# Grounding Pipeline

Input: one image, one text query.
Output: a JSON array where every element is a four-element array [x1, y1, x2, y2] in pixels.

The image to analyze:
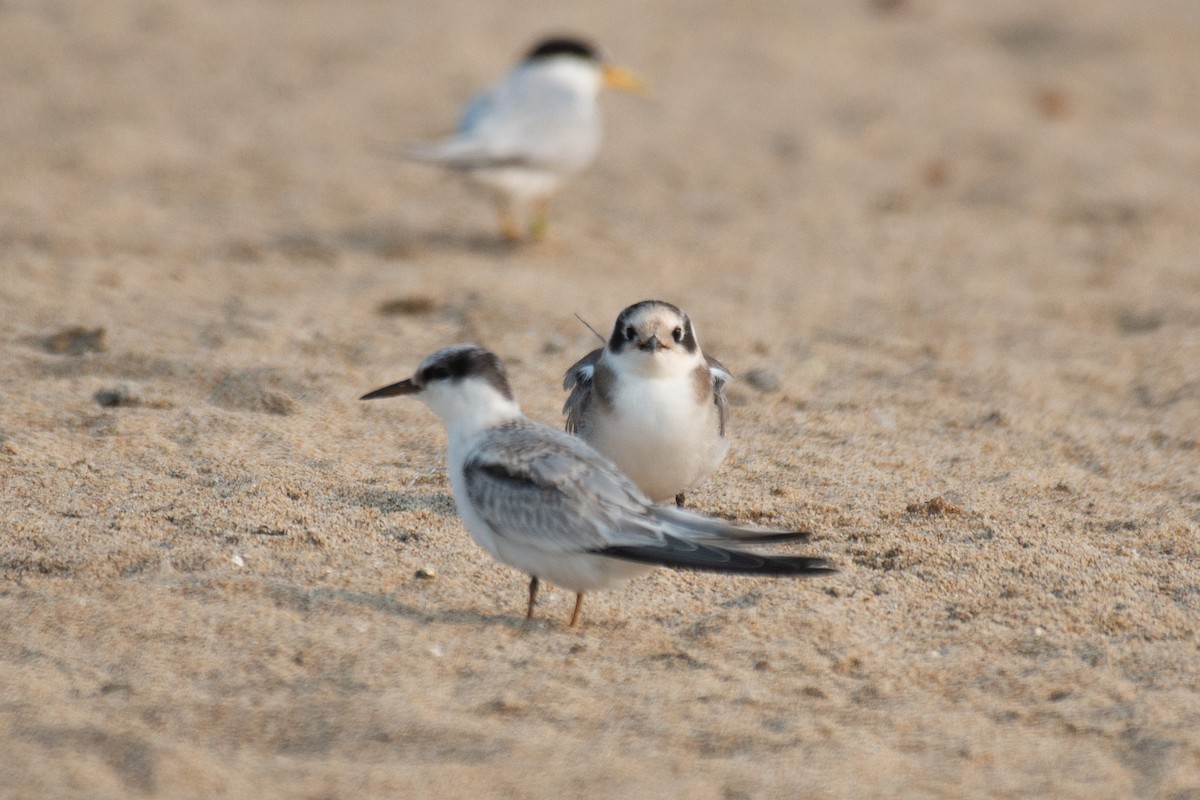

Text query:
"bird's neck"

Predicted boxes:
[[522, 56, 602, 97], [437, 390, 522, 453], [608, 350, 702, 381]]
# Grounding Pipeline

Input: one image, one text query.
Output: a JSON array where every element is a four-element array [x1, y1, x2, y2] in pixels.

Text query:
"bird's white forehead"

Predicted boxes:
[[625, 306, 684, 329]]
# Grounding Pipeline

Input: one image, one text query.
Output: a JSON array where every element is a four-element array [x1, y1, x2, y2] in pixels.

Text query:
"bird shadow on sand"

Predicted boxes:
[[219, 222, 524, 268], [335, 220, 524, 260], [263, 582, 558, 633], [352, 490, 457, 517]]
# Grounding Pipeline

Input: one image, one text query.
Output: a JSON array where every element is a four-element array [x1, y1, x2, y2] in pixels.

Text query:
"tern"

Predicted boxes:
[[564, 300, 731, 507], [403, 36, 644, 243]]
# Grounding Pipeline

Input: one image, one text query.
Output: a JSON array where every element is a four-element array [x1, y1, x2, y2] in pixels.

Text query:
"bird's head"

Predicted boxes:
[[521, 36, 647, 95], [361, 344, 519, 429], [606, 300, 702, 377]]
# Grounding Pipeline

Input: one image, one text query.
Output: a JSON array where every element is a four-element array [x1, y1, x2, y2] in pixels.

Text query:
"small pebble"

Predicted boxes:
[[43, 326, 107, 355], [1034, 87, 1071, 119], [905, 497, 963, 516], [95, 383, 140, 408], [487, 694, 525, 714], [743, 368, 780, 392], [378, 296, 438, 316]]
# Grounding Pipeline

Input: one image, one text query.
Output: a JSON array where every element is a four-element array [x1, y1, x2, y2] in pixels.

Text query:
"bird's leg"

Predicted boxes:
[[528, 197, 550, 241], [497, 200, 522, 244], [675, 492, 686, 508], [568, 592, 585, 627], [526, 576, 540, 619]]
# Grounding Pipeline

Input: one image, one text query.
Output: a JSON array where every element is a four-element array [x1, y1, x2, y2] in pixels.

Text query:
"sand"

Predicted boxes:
[[2, 1, 1199, 797]]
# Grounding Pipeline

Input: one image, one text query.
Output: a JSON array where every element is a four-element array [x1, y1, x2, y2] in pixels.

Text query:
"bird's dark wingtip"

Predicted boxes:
[[597, 539, 836, 577], [739, 529, 815, 543]]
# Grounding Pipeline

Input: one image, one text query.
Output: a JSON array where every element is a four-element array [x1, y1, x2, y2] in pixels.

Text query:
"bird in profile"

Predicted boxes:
[[402, 36, 645, 243], [361, 344, 834, 628], [564, 300, 731, 507]]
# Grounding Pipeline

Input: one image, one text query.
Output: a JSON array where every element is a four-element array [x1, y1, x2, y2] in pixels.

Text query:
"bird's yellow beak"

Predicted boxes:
[[601, 64, 648, 94]]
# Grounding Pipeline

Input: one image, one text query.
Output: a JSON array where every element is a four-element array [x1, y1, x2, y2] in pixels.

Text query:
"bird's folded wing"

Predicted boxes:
[[646, 504, 812, 544], [401, 90, 534, 169], [462, 426, 650, 553], [706, 354, 733, 386], [457, 90, 496, 136], [462, 424, 817, 557], [398, 90, 543, 168], [403, 139, 535, 170], [706, 354, 733, 437], [561, 348, 602, 433]]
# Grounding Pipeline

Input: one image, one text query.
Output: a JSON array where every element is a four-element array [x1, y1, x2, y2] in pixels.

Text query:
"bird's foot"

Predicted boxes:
[[568, 592, 585, 628], [525, 576, 540, 620], [528, 198, 551, 242]]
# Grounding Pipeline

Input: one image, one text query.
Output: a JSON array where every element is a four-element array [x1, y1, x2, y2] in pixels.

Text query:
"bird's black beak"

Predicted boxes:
[[638, 335, 663, 353], [360, 377, 419, 400]]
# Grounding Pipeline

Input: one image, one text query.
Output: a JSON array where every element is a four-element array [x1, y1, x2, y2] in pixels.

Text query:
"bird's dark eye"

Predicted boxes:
[[624, 325, 637, 341], [672, 326, 684, 343], [424, 366, 450, 382]]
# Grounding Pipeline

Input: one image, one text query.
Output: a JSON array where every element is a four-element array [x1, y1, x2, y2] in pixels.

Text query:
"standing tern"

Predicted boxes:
[[403, 36, 645, 243], [564, 300, 731, 507]]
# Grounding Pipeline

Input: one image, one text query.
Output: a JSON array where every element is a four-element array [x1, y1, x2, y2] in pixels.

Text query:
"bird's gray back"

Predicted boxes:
[[458, 68, 600, 170], [461, 418, 653, 554]]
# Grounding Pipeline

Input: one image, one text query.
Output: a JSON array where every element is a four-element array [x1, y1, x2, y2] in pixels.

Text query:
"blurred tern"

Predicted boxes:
[[564, 300, 731, 507], [361, 344, 834, 627], [403, 36, 645, 243]]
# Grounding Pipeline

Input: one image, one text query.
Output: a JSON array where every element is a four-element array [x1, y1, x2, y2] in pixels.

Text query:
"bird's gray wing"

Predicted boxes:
[[445, 67, 598, 170], [463, 422, 820, 564], [402, 138, 536, 170], [403, 61, 598, 172], [400, 83, 547, 169], [561, 348, 603, 433], [645, 504, 811, 544], [598, 474, 832, 576], [479, 74, 593, 166], [457, 89, 496, 136], [706, 354, 733, 437], [397, 89, 525, 168], [462, 422, 654, 554]]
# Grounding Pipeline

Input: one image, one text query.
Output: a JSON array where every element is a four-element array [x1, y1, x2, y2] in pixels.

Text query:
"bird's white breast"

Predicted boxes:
[[586, 368, 728, 502], [446, 430, 502, 561]]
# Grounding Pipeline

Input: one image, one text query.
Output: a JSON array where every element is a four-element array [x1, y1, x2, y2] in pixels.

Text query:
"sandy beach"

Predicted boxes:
[[2, 1, 1199, 797]]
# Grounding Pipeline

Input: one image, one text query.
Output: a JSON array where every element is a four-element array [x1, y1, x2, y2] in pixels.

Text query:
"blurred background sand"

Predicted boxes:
[[2, 1, 1199, 797]]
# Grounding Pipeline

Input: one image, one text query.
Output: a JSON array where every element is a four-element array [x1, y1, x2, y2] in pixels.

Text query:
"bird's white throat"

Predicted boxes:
[[517, 55, 604, 98], [611, 348, 702, 380], [421, 377, 522, 443]]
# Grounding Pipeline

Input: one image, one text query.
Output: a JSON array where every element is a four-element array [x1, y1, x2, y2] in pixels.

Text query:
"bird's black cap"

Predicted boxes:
[[524, 36, 601, 63]]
